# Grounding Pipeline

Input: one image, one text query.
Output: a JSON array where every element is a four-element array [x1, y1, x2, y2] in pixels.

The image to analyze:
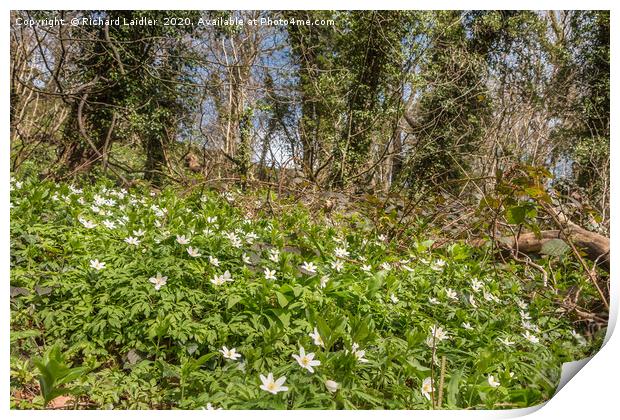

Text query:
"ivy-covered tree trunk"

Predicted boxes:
[[144, 135, 166, 186], [287, 11, 335, 180], [401, 11, 493, 190]]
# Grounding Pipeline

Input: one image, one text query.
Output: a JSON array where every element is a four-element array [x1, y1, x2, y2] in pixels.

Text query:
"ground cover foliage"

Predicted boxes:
[[10, 177, 602, 409]]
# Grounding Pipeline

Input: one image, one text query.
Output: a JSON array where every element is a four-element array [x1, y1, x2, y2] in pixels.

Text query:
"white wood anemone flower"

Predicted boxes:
[[426, 325, 449, 347], [471, 278, 484, 292], [349, 342, 369, 363], [446, 288, 458, 301], [516, 298, 528, 310], [259, 373, 288, 395], [268, 249, 280, 263], [79, 218, 97, 229], [431, 259, 446, 271], [309, 328, 325, 347], [421, 377, 434, 400], [325, 380, 339, 393], [187, 246, 201, 258], [331, 260, 344, 272], [488, 375, 501, 388], [292, 346, 321, 373], [334, 247, 349, 259], [522, 330, 540, 344], [224, 232, 242, 248], [149, 273, 168, 290], [89, 259, 106, 271], [484, 290, 499, 303], [431, 325, 448, 340], [210, 270, 233, 286], [245, 232, 258, 244], [498, 337, 515, 346], [124, 236, 140, 246], [300, 261, 317, 275], [264, 268, 277, 281], [220, 346, 241, 360]]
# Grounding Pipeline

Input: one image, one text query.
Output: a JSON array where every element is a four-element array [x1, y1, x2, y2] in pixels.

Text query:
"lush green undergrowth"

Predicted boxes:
[[10, 177, 602, 409]]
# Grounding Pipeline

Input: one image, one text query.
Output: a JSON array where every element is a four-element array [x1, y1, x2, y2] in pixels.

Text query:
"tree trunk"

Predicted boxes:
[[390, 126, 403, 185]]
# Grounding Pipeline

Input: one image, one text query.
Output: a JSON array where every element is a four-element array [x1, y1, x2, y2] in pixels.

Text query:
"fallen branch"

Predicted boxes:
[[488, 227, 609, 272], [472, 222, 609, 310]]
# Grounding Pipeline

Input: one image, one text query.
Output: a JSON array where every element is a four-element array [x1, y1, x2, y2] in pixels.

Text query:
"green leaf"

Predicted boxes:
[[352, 317, 370, 343], [406, 358, 430, 374], [159, 360, 180, 378], [331, 315, 348, 337], [316, 318, 331, 347], [540, 239, 570, 256], [292, 284, 304, 297], [192, 352, 218, 369], [447, 368, 464, 407], [56, 366, 89, 386], [303, 229, 325, 259], [275, 291, 289, 308], [274, 310, 290, 328], [352, 389, 384, 406], [11, 330, 40, 342], [227, 295, 242, 309], [505, 206, 526, 224], [366, 272, 385, 297], [33, 344, 90, 405]]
